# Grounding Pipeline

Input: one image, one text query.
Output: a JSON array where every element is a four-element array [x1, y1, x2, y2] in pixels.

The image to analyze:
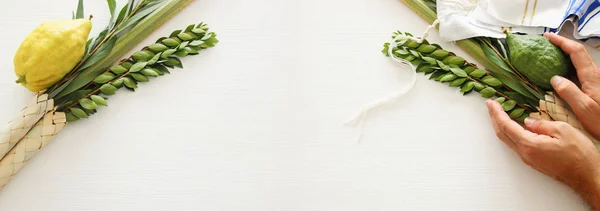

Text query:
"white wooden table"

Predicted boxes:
[[0, 0, 597, 210]]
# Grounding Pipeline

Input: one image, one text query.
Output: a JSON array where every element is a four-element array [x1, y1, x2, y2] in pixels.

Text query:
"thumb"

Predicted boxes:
[[551, 76, 596, 113], [524, 117, 565, 137]]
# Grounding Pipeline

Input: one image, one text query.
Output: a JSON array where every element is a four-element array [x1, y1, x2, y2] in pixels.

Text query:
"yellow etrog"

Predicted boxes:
[[14, 19, 92, 92]]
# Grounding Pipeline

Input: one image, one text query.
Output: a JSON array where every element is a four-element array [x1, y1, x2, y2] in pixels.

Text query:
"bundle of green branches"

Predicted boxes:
[[391, 0, 599, 147], [0, 0, 218, 189]]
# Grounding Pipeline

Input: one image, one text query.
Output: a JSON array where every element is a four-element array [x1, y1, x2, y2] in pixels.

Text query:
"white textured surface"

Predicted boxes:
[[0, 0, 598, 210]]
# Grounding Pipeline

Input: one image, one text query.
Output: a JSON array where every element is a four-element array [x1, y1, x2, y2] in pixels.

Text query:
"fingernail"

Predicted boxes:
[[551, 76, 563, 87], [485, 99, 493, 107], [524, 117, 536, 125]]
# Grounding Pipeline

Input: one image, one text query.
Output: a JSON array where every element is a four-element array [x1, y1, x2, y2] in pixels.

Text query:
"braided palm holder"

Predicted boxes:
[[529, 93, 600, 150], [0, 94, 54, 160], [0, 110, 66, 188]]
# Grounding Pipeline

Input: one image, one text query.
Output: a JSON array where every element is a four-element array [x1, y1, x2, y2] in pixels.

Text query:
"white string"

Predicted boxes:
[[344, 0, 477, 142], [344, 38, 417, 143]]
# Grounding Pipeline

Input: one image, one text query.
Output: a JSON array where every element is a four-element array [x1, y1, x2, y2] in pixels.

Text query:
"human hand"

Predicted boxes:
[[486, 100, 600, 209], [544, 33, 600, 140]]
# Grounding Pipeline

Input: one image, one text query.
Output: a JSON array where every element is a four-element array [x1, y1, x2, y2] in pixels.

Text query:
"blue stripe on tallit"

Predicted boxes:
[[573, 0, 591, 17], [578, 0, 600, 31], [578, 0, 599, 25], [564, 0, 576, 18]]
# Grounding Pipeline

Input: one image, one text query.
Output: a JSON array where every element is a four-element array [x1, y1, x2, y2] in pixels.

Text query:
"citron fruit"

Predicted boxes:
[[506, 33, 573, 90], [14, 19, 92, 92]]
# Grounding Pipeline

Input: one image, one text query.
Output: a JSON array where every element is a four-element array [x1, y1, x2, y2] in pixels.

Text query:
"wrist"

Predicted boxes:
[[571, 168, 600, 210]]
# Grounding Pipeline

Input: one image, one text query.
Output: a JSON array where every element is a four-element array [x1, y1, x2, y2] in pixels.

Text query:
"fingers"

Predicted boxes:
[[551, 76, 598, 114], [524, 117, 563, 138], [486, 100, 534, 150], [544, 33, 598, 81], [488, 103, 519, 151]]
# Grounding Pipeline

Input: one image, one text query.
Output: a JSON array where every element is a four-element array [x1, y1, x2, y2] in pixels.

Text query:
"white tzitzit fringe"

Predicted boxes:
[[344, 37, 417, 143], [345, 0, 477, 142]]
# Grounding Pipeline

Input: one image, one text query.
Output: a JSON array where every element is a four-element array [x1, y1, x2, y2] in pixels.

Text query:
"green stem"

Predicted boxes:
[[48, 1, 147, 94], [53, 0, 193, 100]]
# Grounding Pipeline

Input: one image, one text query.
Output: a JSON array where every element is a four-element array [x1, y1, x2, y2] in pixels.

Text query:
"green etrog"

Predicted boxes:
[[506, 33, 573, 90]]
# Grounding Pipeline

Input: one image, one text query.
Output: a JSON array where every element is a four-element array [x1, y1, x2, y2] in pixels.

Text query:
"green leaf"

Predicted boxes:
[[522, 81, 546, 100], [191, 27, 206, 34], [79, 37, 117, 71], [133, 51, 153, 61], [502, 100, 517, 111], [70, 107, 88, 118], [460, 81, 475, 93], [111, 3, 129, 30], [449, 78, 467, 87], [131, 73, 149, 82], [161, 49, 177, 58], [185, 47, 198, 55], [516, 112, 529, 123], [494, 97, 506, 104], [437, 60, 449, 71], [201, 32, 212, 41], [473, 82, 486, 91], [169, 30, 182, 37], [110, 65, 129, 74], [449, 67, 467, 77], [482, 76, 503, 87], [94, 72, 116, 84], [122, 61, 134, 69], [442, 56, 465, 66], [84, 38, 93, 55], [430, 49, 449, 59], [409, 50, 420, 58], [114, 2, 165, 36], [429, 71, 445, 80], [416, 44, 436, 53], [147, 53, 161, 65], [129, 62, 148, 72], [112, 78, 124, 87], [100, 84, 118, 95], [107, 0, 117, 17], [416, 63, 430, 73], [48, 77, 76, 99], [469, 69, 486, 78], [504, 92, 536, 108], [184, 24, 195, 32], [79, 98, 99, 110], [422, 56, 437, 65], [91, 95, 108, 106], [164, 57, 182, 68], [178, 41, 190, 50], [66, 112, 80, 122], [189, 40, 204, 47], [151, 67, 165, 75], [175, 49, 189, 57], [509, 108, 526, 119], [480, 87, 496, 98], [440, 74, 458, 82], [75, 0, 84, 19], [464, 66, 475, 74], [141, 68, 159, 77], [149, 43, 169, 52], [153, 64, 170, 74], [479, 39, 514, 74], [123, 77, 138, 88], [162, 38, 181, 47]]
